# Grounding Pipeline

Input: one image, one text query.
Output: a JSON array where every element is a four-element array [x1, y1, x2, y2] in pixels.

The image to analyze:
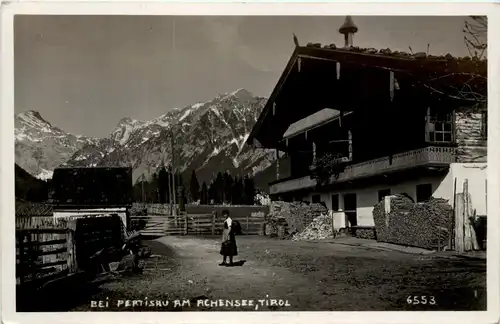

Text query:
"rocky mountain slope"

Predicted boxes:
[[15, 89, 277, 189], [15, 110, 99, 180]]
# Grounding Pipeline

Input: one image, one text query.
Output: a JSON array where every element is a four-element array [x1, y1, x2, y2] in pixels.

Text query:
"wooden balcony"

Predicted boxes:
[[269, 146, 456, 195]]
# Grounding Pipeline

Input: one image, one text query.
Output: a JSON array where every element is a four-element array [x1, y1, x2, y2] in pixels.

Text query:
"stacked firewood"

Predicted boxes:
[[373, 194, 453, 250], [291, 214, 333, 241], [353, 228, 377, 240], [266, 201, 328, 238]]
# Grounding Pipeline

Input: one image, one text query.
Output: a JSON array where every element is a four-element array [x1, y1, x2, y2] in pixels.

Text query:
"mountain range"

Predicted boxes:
[[15, 89, 278, 190]]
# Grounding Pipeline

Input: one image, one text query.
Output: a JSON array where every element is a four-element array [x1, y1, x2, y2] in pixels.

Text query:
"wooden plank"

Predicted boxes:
[[37, 247, 67, 256], [36, 260, 67, 269], [463, 180, 473, 252], [18, 233, 25, 285], [66, 230, 76, 273], [450, 177, 457, 250], [211, 212, 216, 235], [455, 192, 465, 253], [34, 269, 70, 286], [17, 228, 69, 234]]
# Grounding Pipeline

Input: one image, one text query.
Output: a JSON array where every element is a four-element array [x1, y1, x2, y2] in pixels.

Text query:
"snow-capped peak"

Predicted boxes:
[[16, 110, 53, 129], [16, 88, 276, 188], [117, 116, 141, 127], [192, 102, 205, 109], [219, 88, 254, 101], [37, 168, 54, 181], [112, 117, 145, 145]]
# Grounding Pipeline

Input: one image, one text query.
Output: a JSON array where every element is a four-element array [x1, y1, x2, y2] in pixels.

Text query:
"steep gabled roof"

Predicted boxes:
[[247, 44, 487, 148]]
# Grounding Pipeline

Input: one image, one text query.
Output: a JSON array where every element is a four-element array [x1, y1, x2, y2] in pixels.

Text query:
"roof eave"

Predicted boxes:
[[247, 46, 302, 147]]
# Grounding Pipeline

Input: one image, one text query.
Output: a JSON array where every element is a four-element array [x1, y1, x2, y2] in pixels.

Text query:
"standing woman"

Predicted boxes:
[[219, 209, 237, 266]]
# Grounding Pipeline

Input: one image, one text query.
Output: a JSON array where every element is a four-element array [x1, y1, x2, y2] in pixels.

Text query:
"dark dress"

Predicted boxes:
[[220, 219, 238, 256]]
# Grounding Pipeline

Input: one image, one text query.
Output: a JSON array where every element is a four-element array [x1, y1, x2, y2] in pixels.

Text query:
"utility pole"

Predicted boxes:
[[167, 163, 173, 214], [171, 129, 177, 216], [141, 173, 145, 203], [170, 17, 178, 216]]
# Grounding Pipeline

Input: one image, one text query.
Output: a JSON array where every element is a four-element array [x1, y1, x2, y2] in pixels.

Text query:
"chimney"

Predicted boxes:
[[339, 16, 358, 48]]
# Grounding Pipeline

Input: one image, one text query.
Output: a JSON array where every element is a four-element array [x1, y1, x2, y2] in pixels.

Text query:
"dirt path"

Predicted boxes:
[[147, 236, 316, 311], [70, 235, 486, 312]]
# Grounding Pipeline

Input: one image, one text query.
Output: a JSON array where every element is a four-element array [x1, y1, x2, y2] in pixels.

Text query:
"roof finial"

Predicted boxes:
[[339, 16, 358, 48]]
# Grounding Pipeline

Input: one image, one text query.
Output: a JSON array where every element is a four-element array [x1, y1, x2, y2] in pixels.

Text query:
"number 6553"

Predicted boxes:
[[407, 296, 436, 305]]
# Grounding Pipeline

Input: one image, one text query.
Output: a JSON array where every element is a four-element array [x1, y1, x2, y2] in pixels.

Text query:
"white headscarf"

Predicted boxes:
[[225, 216, 232, 228]]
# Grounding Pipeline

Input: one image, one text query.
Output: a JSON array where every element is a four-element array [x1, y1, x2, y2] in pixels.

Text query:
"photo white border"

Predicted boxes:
[[1, 2, 499, 324]]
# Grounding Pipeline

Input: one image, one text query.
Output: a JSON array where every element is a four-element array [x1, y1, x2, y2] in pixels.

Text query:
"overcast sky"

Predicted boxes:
[[15, 15, 472, 138]]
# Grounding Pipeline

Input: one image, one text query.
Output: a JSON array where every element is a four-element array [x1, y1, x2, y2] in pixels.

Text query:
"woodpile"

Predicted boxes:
[[353, 227, 376, 240], [373, 194, 453, 250], [277, 225, 287, 239], [292, 214, 333, 241], [267, 201, 328, 237]]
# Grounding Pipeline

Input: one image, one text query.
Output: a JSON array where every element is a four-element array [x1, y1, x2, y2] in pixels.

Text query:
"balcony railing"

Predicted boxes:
[[269, 146, 456, 195]]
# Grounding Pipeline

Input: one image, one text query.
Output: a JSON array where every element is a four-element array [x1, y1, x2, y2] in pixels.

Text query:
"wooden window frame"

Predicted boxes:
[[425, 107, 455, 144]]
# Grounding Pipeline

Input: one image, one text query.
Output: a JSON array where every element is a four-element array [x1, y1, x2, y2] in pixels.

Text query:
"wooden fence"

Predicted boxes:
[[16, 228, 76, 286], [131, 214, 186, 236], [188, 212, 265, 235], [16, 216, 69, 229], [130, 210, 266, 236], [16, 214, 124, 287]]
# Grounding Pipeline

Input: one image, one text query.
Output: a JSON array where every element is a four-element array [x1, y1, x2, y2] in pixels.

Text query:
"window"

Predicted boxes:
[[331, 194, 340, 211], [378, 189, 391, 202], [425, 107, 454, 143], [312, 194, 321, 204], [416, 184, 433, 202]]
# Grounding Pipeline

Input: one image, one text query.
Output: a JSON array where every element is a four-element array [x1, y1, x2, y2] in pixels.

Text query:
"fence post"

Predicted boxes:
[[18, 233, 24, 285], [450, 177, 457, 250], [463, 179, 472, 251], [455, 193, 465, 253], [246, 214, 249, 233], [66, 229, 77, 273], [27, 232, 37, 281], [211, 212, 216, 235], [67, 219, 78, 271], [330, 210, 336, 238], [184, 213, 188, 235]]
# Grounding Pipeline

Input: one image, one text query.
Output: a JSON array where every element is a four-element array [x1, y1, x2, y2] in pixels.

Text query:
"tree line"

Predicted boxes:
[[133, 168, 257, 205], [15, 164, 49, 202]]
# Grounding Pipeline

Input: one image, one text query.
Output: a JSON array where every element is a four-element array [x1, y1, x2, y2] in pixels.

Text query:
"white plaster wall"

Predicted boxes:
[[53, 208, 128, 229], [304, 174, 450, 226], [450, 163, 487, 216]]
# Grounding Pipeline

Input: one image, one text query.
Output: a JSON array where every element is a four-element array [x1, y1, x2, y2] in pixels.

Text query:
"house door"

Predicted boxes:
[[343, 193, 357, 227]]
